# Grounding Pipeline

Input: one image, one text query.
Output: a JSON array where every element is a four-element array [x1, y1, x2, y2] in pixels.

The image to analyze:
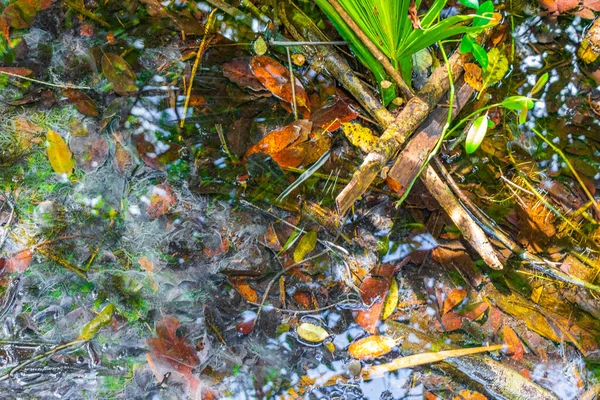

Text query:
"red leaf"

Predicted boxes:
[[0, 249, 33, 273], [354, 275, 390, 334], [440, 311, 463, 332], [147, 316, 199, 379], [236, 310, 256, 335], [250, 55, 310, 118]]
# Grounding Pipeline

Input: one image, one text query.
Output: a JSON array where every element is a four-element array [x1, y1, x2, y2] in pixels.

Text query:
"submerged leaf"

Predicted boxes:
[[102, 53, 137, 96], [452, 390, 488, 400], [296, 322, 330, 343], [464, 63, 484, 91], [293, 230, 317, 263], [47, 129, 75, 176], [64, 89, 99, 117], [78, 303, 115, 340], [348, 335, 396, 359]]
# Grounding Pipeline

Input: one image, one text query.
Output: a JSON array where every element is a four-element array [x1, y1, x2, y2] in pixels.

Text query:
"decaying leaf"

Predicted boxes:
[[311, 93, 358, 132], [229, 277, 259, 303], [579, 17, 600, 63], [0, 0, 51, 40], [355, 276, 390, 334], [64, 89, 99, 117], [381, 277, 399, 320], [102, 53, 138, 96], [503, 325, 524, 360], [348, 335, 397, 360], [47, 129, 75, 176], [341, 122, 378, 153], [70, 134, 109, 173], [250, 55, 310, 117], [296, 322, 330, 343], [442, 288, 467, 315], [146, 183, 177, 218], [293, 230, 317, 263], [78, 303, 115, 341], [0, 66, 33, 77], [464, 63, 484, 91], [440, 311, 464, 332]]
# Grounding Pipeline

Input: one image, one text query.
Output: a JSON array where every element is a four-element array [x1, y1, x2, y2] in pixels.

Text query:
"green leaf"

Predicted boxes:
[[472, 43, 488, 69], [460, 35, 474, 53], [529, 72, 549, 96], [293, 230, 317, 262], [459, 0, 479, 9], [474, 0, 494, 27], [78, 304, 115, 341], [481, 47, 508, 88], [465, 114, 489, 154], [519, 103, 529, 124], [501, 96, 534, 110]]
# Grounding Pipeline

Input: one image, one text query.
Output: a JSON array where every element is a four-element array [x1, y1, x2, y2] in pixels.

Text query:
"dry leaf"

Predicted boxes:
[[296, 322, 330, 343], [440, 311, 463, 332], [557, 0, 579, 12], [70, 134, 109, 173], [408, 0, 422, 29], [47, 129, 75, 176], [0, 249, 33, 273], [341, 122, 378, 153], [348, 335, 396, 360]]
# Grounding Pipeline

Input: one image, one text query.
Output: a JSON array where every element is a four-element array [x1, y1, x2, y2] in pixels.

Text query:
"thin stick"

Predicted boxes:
[[180, 9, 218, 128], [269, 40, 350, 46], [0, 70, 91, 90], [326, 0, 414, 99], [286, 47, 298, 120]]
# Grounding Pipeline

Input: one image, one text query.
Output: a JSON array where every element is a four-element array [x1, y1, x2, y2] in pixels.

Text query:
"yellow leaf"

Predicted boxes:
[[348, 335, 397, 360], [382, 278, 398, 320], [293, 230, 317, 263], [47, 129, 74, 176], [78, 303, 115, 341], [341, 122, 378, 153], [296, 322, 330, 343]]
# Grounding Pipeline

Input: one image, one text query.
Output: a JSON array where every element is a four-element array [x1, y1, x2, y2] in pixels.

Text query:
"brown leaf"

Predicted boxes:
[[355, 275, 390, 334], [0, 0, 50, 40], [461, 301, 489, 321], [229, 277, 259, 303], [250, 55, 310, 118], [113, 137, 136, 176], [102, 53, 137, 96], [147, 183, 177, 218], [0, 249, 33, 273], [0, 66, 33, 76], [64, 89, 99, 117], [147, 316, 199, 380], [222, 57, 268, 93], [408, 0, 421, 29], [577, 7, 596, 18], [503, 325, 524, 360], [310, 93, 358, 132], [557, 0, 580, 12], [70, 134, 109, 173], [464, 63, 484, 91], [442, 288, 467, 315]]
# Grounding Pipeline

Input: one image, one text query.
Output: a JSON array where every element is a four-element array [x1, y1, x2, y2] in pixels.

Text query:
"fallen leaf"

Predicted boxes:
[[381, 277, 399, 320], [113, 137, 136, 176], [464, 63, 484, 91], [64, 89, 99, 117], [70, 134, 109, 173], [585, 0, 600, 10], [134, 133, 184, 171], [78, 303, 115, 341], [355, 275, 390, 334], [146, 183, 177, 218], [296, 322, 330, 343], [229, 277, 259, 303], [452, 390, 488, 400], [461, 302, 489, 321], [47, 129, 75, 176], [348, 335, 396, 359], [236, 310, 256, 335], [310, 93, 358, 132], [102, 53, 137, 96], [0, 0, 50, 40], [503, 325, 524, 360], [293, 231, 317, 263], [250, 55, 310, 117], [222, 57, 269, 92], [341, 122, 378, 153], [442, 289, 467, 315]]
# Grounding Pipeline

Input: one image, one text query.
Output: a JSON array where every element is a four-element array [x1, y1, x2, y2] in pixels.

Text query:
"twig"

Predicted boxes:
[[0, 70, 91, 90], [286, 47, 298, 120], [180, 9, 218, 128], [325, 0, 414, 99], [269, 40, 349, 46]]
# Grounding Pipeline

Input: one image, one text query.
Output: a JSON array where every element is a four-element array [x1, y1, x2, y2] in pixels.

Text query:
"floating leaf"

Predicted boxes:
[[293, 230, 317, 263], [464, 63, 483, 91], [465, 114, 489, 154], [64, 89, 99, 117], [382, 278, 399, 320], [102, 53, 137, 96], [341, 122, 378, 153], [296, 322, 330, 343], [503, 325, 524, 360], [310, 93, 358, 132], [442, 288, 467, 315], [348, 335, 396, 360], [250, 55, 310, 117], [355, 275, 390, 334], [78, 303, 115, 341], [47, 129, 75, 176], [501, 96, 534, 110]]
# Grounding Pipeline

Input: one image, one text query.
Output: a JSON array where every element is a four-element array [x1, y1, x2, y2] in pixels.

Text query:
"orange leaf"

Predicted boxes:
[[0, 67, 33, 77], [452, 390, 488, 400], [250, 55, 310, 117], [440, 311, 463, 332], [0, 249, 33, 273], [464, 63, 484, 91], [503, 325, 524, 360], [557, 0, 579, 12], [354, 275, 390, 334], [442, 288, 467, 315], [229, 277, 259, 303], [146, 183, 177, 218]]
